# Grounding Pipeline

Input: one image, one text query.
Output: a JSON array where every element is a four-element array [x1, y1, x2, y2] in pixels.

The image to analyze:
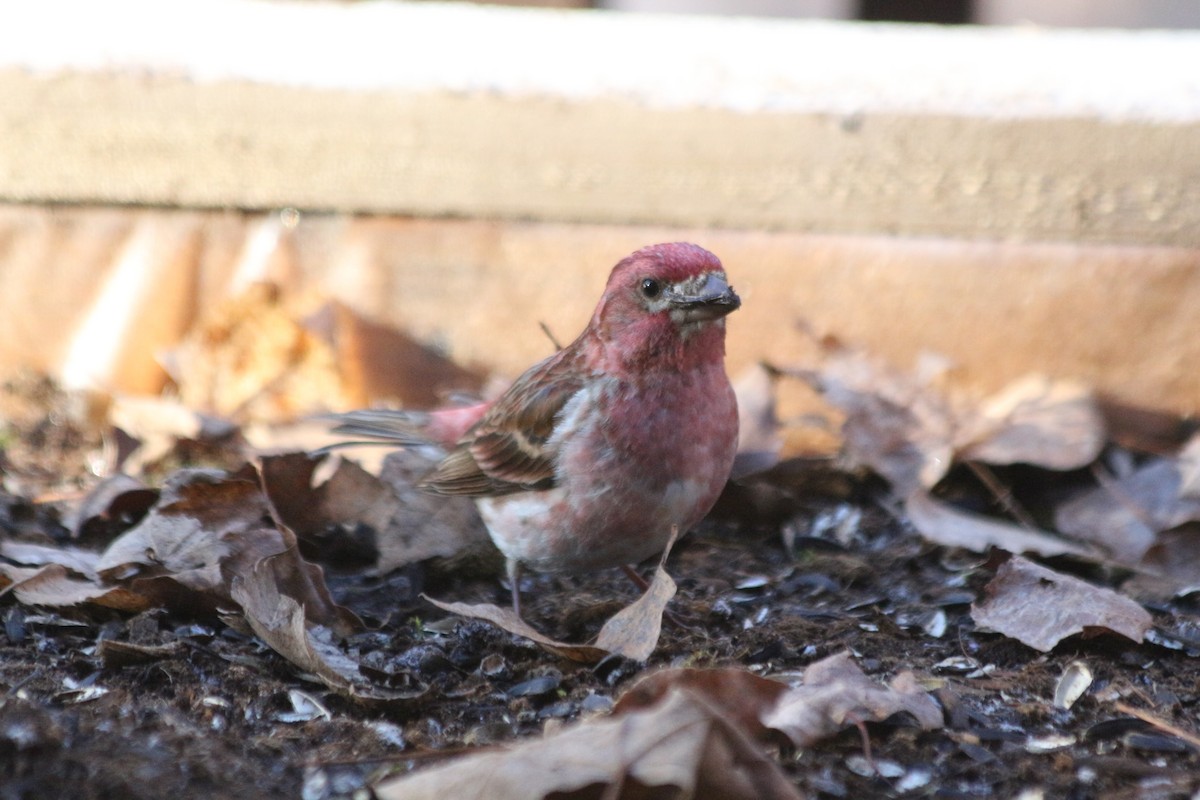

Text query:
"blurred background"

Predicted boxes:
[[0, 0, 1197, 443], [523, 0, 1200, 27]]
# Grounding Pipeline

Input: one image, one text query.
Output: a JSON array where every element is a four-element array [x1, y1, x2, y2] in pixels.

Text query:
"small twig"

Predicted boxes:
[[1114, 701, 1200, 751], [538, 321, 564, 351], [966, 461, 1040, 531]]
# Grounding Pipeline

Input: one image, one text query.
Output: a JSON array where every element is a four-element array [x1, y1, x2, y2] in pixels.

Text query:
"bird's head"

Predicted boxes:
[[590, 243, 740, 369]]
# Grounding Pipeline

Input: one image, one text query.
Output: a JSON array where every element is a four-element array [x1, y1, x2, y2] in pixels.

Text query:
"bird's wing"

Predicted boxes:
[[419, 348, 587, 497]]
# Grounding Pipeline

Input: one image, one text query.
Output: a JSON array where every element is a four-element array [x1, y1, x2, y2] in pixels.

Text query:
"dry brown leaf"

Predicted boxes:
[[166, 282, 346, 423], [971, 556, 1152, 652], [906, 490, 1101, 561], [373, 449, 493, 573], [592, 563, 676, 661], [66, 473, 159, 543], [426, 536, 677, 662], [97, 639, 186, 668], [95, 468, 267, 594], [108, 395, 239, 475], [0, 541, 102, 581], [422, 597, 608, 663], [374, 685, 803, 800], [614, 666, 790, 740], [230, 560, 388, 701], [0, 563, 150, 611], [794, 341, 1105, 496], [259, 449, 495, 575], [763, 651, 943, 747], [230, 556, 366, 695], [1055, 457, 1200, 564], [63, 464, 364, 633], [1130, 523, 1200, 598], [792, 346, 954, 496], [957, 375, 1105, 472], [259, 451, 396, 551]]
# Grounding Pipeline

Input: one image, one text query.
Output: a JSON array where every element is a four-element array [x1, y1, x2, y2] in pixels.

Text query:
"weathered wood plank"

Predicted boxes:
[[1, 2, 1198, 245]]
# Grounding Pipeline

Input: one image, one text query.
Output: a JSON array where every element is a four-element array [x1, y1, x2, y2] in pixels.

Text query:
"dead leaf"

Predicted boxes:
[[0, 563, 150, 611], [95, 468, 267, 594], [426, 533, 678, 662], [906, 490, 1100, 560], [230, 556, 368, 695], [166, 282, 345, 422], [61, 464, 364, 633], [1123, 522, 1200, 600], [793, 340, 1105, 496], [374, 684, 803, 800], [97, 639, 185, 668], [614, 667, 790, 741], [66, 473, 158, 543], [791, 346, 954, 496], [957, 375, 1105, 472], [0, 541, 102, 581], [971, 556, 1152, 652], [108, 395, 239, 476], [763, 651, 943, 747], [592, 563, 676, 661], [1055, 457, 1200, 564], [373, 449, 493, 573], [422, 597, 608, 664]]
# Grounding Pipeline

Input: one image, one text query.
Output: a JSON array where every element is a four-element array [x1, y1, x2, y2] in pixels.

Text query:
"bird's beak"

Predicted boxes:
[[669, 272, 741, 321]]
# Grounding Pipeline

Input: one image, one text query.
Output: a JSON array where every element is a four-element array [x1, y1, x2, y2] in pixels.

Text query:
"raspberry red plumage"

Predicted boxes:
[[330, 242, 740, 614]]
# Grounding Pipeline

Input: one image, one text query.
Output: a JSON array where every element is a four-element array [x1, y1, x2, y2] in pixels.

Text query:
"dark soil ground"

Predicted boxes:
[[2, 375, 1200, 800]]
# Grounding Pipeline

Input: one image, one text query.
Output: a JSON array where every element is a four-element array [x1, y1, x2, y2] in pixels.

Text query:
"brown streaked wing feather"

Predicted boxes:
[[418, 347, 587, 497]]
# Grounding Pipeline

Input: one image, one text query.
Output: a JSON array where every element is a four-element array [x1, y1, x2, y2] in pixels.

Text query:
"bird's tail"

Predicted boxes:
[[318, 409, 436, 451], [319, 401, 490, 452]]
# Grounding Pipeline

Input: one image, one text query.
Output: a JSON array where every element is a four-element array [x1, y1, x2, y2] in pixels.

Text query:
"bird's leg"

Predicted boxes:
[[621, 563, 695, 630], [507, 558, 523, 619], [620, 564, 651, 592]]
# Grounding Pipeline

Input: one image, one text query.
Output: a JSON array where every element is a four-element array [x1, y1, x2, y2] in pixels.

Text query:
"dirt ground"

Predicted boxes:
[[2, 375, 1200, 800]]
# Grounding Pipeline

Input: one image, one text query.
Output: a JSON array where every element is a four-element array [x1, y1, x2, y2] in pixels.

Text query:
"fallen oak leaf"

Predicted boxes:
[[763, 651, 943, 748], [1055, 455, 1200, 564], [592, 562, 676, 662], [789, 338, 1106, 497], [65, 472, 158, 544], [971, 555, 1152, 652], [97, 639, 186, 669], [956, 374, 1105, 472], [906, 490, 1102, 561], [95, 467, 267, 592], [0, 541, 103, 581], [0, 563, 150, 612], [786, 343, 956, 496], [422, 597, 607, 664], [230, 553, 408, 701], [230, 556, 356, 692], [613, 666, 790, 741], [425, 531, 680, 663], [374, 684, 802, 800]]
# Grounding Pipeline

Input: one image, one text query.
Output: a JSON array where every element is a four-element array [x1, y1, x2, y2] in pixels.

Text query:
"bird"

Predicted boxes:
[[328, 242, 741, 616]]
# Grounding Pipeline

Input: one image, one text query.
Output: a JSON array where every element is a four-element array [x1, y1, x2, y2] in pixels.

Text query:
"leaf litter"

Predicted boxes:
[[2, 291, 1200, 797]]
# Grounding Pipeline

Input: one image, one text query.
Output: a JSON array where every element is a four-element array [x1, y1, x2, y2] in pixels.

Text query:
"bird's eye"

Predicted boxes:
[[640, 278, 661, 298]]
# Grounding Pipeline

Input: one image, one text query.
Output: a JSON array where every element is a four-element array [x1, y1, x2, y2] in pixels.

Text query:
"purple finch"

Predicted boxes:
[[330, 243, 740, 614]]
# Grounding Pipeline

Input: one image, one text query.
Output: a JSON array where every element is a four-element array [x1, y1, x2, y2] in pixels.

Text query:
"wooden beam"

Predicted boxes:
[[1, 2, 1198, 245]]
